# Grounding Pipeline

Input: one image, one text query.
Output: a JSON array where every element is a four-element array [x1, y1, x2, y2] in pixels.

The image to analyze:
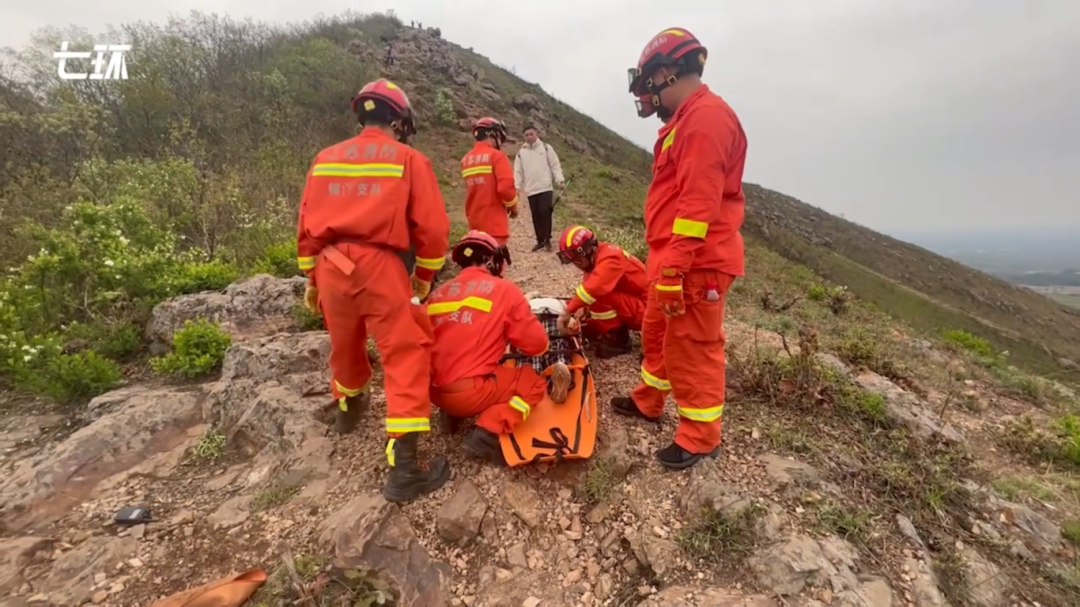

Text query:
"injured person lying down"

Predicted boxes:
[[426, 230, 573, 465]]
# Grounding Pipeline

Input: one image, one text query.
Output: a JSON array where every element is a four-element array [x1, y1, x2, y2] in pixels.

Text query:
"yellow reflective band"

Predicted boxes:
[[677, 405, 725, 423], [575, 284, 596, 305], [334, 380, 365, 397], [655, 283, 682, 292], [564, 226, 585, 248], [641, 367, 671, 391], [427, 296, 494, 315], [311, 162, 405, 178], [386, 438, 396, 466], [661, 128, 676, 153], [298, 256, 316, 271], [660, 29, 686, 37], [415, 256, 446, 271], [590, 309, 617, 320], [462, 165, 494, 177], [338, 397, 349, 412], [386, 417, 431, 433], [672, 218, 708, 238], [509, 396, 531, 420], [505, 196, 519, 207]]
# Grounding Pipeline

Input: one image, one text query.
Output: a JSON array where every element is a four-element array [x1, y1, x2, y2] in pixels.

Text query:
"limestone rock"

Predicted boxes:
[[644, 586, 778, 606], [0, 537, 53, 593], [437, 480, 488, 545], [145, 274, 306, 344], [38, 537, 137, 606], [319, 494, 451, 607]]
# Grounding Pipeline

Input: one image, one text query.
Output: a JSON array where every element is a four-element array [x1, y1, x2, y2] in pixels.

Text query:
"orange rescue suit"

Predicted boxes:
[[461, 141, 518, 245], [296, 126, 450, 437], [632, 84, 748, 455], [565, 242, 648, 335], [427, 266, 550, 435]]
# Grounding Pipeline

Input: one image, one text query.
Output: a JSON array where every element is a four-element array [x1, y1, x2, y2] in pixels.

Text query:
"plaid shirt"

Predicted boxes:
[[509, 312, 571, 374]]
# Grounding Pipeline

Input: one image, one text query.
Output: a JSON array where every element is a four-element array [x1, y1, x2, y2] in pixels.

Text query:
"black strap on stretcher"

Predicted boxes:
[[507, 364, 591, 464]]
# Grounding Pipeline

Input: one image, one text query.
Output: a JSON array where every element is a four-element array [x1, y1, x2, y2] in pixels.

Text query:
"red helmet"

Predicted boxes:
[[451, 230, 510, 276], [473, 117, 508, 147], [627, 28, 708, 115], [351, 79, 417, 141], [557, 225, 598, 265]]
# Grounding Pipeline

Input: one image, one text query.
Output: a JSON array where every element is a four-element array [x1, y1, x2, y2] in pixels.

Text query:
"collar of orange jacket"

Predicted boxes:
[[359, 125, 396, 140], [657, 83, 709, 138], [474, 140, 497, 151]]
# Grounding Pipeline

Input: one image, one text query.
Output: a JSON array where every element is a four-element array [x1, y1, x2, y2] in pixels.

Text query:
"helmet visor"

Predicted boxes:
[[635, 98, 656, 118]]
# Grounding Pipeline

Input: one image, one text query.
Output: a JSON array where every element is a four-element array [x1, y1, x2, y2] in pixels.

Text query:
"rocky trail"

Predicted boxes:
[[0, 211, 1076, 607]]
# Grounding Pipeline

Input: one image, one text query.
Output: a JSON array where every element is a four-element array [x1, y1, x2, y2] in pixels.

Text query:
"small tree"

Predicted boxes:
[[434, 88, 455, 125]]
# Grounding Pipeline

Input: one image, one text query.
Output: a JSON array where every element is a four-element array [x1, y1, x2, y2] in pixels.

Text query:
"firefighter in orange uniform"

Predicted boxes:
[[555, 225, 648, 359], [427, 230, 572, 464], [461, 117, 520, 247], [296, 78, 452, 502], [615, 28, 748, 469]]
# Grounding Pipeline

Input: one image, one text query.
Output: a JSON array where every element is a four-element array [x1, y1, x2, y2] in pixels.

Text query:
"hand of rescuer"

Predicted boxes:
[[303, 281, 319, 315], [557, 308, 586, 335], [411, 273, 432, 301], [655, 268, 685, 317]]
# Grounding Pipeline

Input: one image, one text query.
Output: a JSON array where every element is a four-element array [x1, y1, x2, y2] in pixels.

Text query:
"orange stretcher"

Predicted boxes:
[[498, 333, 599, 466]]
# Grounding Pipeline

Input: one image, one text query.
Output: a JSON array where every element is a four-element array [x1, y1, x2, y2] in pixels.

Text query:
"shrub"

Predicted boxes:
[[150, 319, 232, 378], [172, 260, 240, 295], [941, 329, 997, 361], [434, 88, 455, 125], [252, 242, 303, 278]]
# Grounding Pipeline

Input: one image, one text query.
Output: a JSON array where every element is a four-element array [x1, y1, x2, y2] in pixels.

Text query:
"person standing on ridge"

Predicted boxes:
[[461, 117, 519, 248], [427, 230, 572, 464], [513, 125, 565, 252], [614, 28, 748, 470], [555, 225, 648, 359], [296, 78, 452, 502]]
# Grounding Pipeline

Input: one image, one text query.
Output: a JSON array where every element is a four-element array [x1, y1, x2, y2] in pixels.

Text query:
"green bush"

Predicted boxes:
[[150, 319, 232, 378], [172, 260, 240, 295], [941, 329, 995, 359], [253, 242, 303, 278], [434, 88, 455, 125]]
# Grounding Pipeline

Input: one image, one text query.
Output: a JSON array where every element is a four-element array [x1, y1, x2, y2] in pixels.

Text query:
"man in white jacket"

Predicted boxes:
[[513, 125, 565, 252]]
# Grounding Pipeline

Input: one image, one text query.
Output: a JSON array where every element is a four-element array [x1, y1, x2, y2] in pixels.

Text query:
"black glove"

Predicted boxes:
[[498, 245, 512, 267]]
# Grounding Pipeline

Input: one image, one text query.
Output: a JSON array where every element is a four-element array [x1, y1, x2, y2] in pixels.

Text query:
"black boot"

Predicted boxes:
[[462, 427, 507, 465], [439, 409, 465, 434], [334, 393, 369, 435], [383, 433, 451, 502], [531, 242, 546, 253], [656, 441, 721, 470], [610, 396, 662, 423], [596, 327, 633, 359]]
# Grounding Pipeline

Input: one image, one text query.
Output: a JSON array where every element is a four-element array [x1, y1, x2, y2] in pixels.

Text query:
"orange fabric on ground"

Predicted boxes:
[[642, 85, 747, 280], [296, 126, 450, 284], [432, 365, 548, 435], [427, 266, 549, 388], [461, 141, 518, 243], [631, 271, 734, 453], [565, 242, 647, 332], [297, 126, 450, 437]]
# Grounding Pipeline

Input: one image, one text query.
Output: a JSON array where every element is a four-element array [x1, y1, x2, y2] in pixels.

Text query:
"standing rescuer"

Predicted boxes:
[[296, 78, 452, 502], [427, 230, 572, 464], [461, 117, 520, 247], [555, 225, 648, 359], [616, 28, 748, 470]]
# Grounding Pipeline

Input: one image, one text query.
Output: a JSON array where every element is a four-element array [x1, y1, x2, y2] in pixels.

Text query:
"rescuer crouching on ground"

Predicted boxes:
[[555, 225, 648, 359], [426, 230, 573, 465], [296, 78, 452, 502]]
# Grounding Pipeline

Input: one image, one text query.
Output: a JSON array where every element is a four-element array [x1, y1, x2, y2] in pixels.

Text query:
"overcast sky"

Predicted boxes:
[[2, 0, 1078, 236]]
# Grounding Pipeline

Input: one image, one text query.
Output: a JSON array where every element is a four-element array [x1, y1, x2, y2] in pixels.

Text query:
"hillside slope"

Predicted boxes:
[[3, 11, 1080, 607]]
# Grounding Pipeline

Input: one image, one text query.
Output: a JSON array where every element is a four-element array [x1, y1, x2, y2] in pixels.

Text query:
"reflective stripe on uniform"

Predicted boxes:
[[386, 417, 430, 433], [416, 256, 446, 271], [575, 284, 595, 304], [677, 404, 724, 423], [672, 217, 708, 238], [312, 162, 405, 177], [386, 438, 396, 466], [590, 309, 617, 320], [509, 395, 531, 420], [298, 256, 316, 271], [427, 296, 494, 315], [641, 367, 671, 391], [655, 282, 682, 292], [661, 128, 676, 152], [505, 196, 519, 208], [334, 380, 365, 397], [462, 165, 493, 177]]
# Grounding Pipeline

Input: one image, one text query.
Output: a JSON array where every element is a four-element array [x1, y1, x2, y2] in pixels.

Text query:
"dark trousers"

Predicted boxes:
[[527, 190, 555, 244], [398, 248, 415, 275]]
